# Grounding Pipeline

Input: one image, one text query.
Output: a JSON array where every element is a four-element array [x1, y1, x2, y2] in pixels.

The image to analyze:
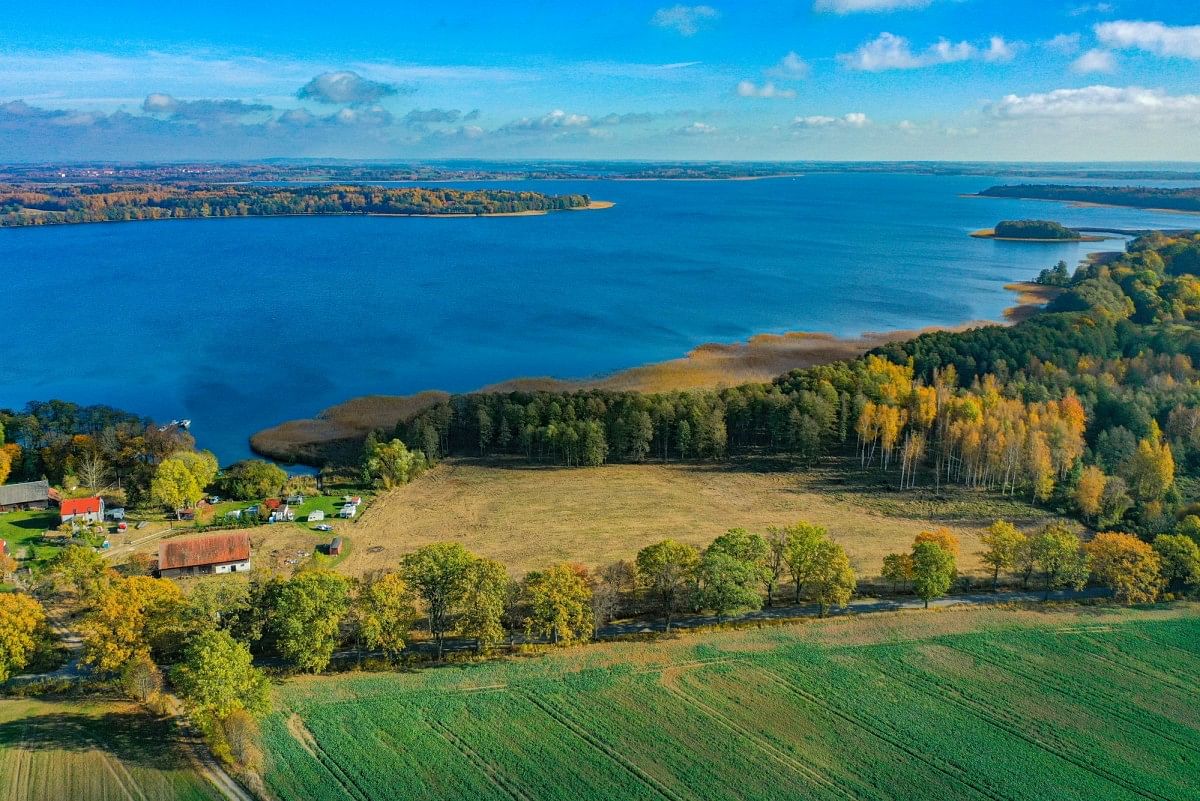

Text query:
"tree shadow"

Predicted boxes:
[[0, 708, 192, 771]]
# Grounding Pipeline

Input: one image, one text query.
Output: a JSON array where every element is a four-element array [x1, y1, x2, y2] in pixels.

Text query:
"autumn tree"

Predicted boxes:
[[401, 542, 502, 659], [80, 576, 190, 672], [0, 592, 49, 682], [1086, 532, 1162, 605], [635, 539, 700, 631], [807, 541, 856, 616], [914, 528, 960, 559], [1031, 525, 1090, 600], [363, 438, 428, 489], [589, 561, 633, 635], [41, 544, 112, 600], [120, 654, 164, 703], [1074, 466, 1107, 524], [458, 557, 509, 652], [522, 563, 593, 645], [1121, 422, 1175, 511], [979, 520, 1026, 589], [151, 458, 203, 515], [271, 570, 351, 672], [1153, 534, 1200, 593], [911, 541, 955, 608], [353, 571, 417, 662], [779, 522, 828, 604]]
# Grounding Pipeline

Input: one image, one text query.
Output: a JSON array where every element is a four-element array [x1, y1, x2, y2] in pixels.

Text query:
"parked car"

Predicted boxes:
[[314, 523, 333, 532]]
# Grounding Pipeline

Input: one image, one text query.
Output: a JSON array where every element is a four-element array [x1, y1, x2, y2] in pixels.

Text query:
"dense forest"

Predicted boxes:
[[0, 184, 592, 226], [981, 184, 1200, 213], [394, 231, 1200, 535], [993, 219, 1080, 240]]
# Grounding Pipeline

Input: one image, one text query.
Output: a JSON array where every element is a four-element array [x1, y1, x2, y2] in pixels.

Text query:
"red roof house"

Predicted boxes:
[[60, 496, 104, 524], [158, 532, 252, 578]]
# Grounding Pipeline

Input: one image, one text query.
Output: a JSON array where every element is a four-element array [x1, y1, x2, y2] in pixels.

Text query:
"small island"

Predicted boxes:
[[970, 219, 1103, 242], [0, 184, 608, 227]]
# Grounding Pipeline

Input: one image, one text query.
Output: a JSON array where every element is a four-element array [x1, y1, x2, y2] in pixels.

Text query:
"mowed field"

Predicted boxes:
[[0, 697, 220, 801], [331, 458, 1059, 578], [261, 604, 1200, 801]]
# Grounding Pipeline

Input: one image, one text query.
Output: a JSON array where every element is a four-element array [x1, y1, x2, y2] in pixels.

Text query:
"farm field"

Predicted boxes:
[[261, 604, 1200, 801], [332, 457, 1061, 578], [0, 696, 221, 801]]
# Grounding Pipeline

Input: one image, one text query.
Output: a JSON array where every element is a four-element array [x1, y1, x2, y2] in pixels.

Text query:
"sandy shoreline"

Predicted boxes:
[[251, 282, 1049, 464], [969, 228, 1106, 243], [962, 192, 1200, 217]]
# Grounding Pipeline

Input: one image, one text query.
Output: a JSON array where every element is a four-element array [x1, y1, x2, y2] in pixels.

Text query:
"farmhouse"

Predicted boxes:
[[158, 531, 251, 578], [60, 496, 104, 524], [0, 479, 58, 512]]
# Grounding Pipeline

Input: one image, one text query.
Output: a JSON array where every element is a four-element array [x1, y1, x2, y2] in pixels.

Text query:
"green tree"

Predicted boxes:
[[911, 542, 955, 609], [459, 557, 510, 653], [41, 544, 112, 600], [218, 460, 287, 500], [807, 541, 856, 616], [353, 572, 417, 662], [171, 629, 270, 727], [635, 539, 700, 631], [170, 450, 219, 491], [1086, 532, 1162, 605], [880, 552, 912, 593], [697, 551, 763, 621], [1154, 533, 1200, 593], [979, 521, 1026, 589], [119, 654, 164, 703], [1032, 525, 1090, 600], [522, 563, 593, 644], [271, 570, 351, 672], [401, 542, 476, 660], [364, 438, 428, 489]]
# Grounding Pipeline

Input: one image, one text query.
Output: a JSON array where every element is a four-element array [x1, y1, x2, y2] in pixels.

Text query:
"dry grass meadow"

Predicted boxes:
[[324, 457, 1061, 579]]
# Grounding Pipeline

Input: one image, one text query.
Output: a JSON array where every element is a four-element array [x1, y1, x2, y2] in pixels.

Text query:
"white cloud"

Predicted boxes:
[[736, 80, 796, 99], [674, 121, 717, 135], [983, 37, 1017, 63], [296, 70, 410, 105], [1045, 33, 1082, 55], [792, 112, 871, 128], [1096, 20, 1200, 60], [814, 0, 933, 12], [1072, 49, 1116, 73], [988, 85, 1200, 118], [1070, 3, 1114, 16], [651, 5, 720, 37], [499, 109, 591, 133], [767, 51, 811, 80], [840, 32, 976, 71]]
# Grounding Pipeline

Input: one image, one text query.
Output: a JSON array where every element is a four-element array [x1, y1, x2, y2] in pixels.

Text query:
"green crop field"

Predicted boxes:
[[0, 697, 221, 801], [262, 605, 1200, 801]]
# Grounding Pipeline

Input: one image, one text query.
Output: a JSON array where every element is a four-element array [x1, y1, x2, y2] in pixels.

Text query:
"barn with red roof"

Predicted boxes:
[[158, 532, 251, 578]]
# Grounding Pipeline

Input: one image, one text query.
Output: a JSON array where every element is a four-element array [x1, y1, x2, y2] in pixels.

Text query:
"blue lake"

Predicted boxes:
[[1, 173, 1192, 462]]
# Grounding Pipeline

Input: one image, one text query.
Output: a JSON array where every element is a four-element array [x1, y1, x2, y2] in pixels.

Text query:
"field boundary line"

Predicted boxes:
[[872, 655, 1176, 801], [6, 718, 32, 801], [943, 642, 1200, 757], [279, 708, 369, 801], [757, 668, 1012, 801], [71, 721, 146, 801], [425, 717, 534, 801], [656, 668, 860, 801], [516, 690, 691, 801]]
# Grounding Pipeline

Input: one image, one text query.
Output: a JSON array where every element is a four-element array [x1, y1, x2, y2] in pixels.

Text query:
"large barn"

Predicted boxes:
[[0, 480, 58, 512], [158, 532, 251, 578]]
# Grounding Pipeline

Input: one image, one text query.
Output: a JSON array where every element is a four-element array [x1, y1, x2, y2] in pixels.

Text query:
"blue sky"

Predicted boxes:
[[2, 0, 1199, 161]]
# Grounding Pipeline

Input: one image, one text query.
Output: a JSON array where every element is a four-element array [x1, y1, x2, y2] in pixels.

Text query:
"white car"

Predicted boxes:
[[313, 523, 334, 532]]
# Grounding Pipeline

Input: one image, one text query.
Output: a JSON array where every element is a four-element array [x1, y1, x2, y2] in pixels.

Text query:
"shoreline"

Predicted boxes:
[[0, 200, 614, 230], [962, 192, 1200, 217], [969, 228, 1107, 243], [251, 283, 1049, 465]]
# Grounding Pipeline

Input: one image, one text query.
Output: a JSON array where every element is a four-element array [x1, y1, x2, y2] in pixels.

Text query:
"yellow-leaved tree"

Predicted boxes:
[[0, 592, 49, 682], [1085, 532, 1163, 605]]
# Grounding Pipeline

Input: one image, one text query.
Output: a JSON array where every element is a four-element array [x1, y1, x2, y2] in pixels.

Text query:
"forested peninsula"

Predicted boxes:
[[0, 184, 597, 227], [980, 184, 1200, 213]]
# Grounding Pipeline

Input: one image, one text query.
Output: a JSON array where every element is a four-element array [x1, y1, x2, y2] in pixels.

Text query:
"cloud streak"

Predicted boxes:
[[651, 5, 720, 37]]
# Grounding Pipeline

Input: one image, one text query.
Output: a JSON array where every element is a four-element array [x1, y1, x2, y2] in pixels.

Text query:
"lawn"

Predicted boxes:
[[0, 510, 62, 566], [334, 457, 1062, 579], [261, 604, 1200, 801], [0, 697, 221, 801]]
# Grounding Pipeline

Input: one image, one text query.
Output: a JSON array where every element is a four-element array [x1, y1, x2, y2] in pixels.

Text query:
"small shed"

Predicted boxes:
[[329, 536, 343, 556], [307, 510, 325, 522], [0, 480, 57, 513]]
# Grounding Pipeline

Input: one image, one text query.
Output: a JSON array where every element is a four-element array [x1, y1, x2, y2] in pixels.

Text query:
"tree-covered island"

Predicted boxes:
[[980, 184, 1200, 213], [0, 184, 598, 227]]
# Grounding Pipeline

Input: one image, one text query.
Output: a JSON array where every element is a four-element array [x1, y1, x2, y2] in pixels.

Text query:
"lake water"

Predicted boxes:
[[1, 173, 1192, 463]]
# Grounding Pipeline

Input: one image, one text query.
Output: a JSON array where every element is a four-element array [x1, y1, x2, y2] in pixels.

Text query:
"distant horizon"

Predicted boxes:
[[3, 2, 1199, 162], [6, 158, 1200, 168]]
